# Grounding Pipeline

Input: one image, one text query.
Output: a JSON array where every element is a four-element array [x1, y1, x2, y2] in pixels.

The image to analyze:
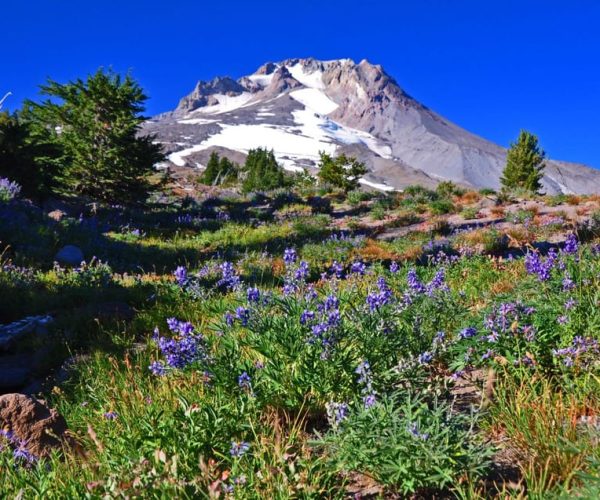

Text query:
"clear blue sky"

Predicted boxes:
[[2, 1, 599, 167]]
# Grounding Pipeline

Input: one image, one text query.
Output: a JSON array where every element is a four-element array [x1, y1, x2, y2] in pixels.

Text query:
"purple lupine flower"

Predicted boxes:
[[418, 351, 433, 365], [557, 315, 568, 325], [12, 447, 37, 465], [149, 361, 167, 376], [407, 422, 430, 441], [283, 248, 297, 266], [350, 261, 367, 275], [433, 331, 446, 345], [389, 261, 399, 273], [326, 401, 349, 425], [238, 371, 252, 389], [362, 393, 377, 408], [407, 268, 426, 294], [563, 233, 579, 255], [217, 261, 241, 290], [300, 309, 315, 325], [229, 441, 250, 458], [562, 274, 575, 291], [367, 276, 393, 311], [425, 268, 448, 296], [246, 287, 260, 303], [235, 306, 250, 326], [459, 327, 477, 339], [224, 312, 235, 327], [564, 298, 577, 310], [0, 177, 21, 202], [103, 411, 119, 420], [294, 261, 310, 281], [330, 261, 344, 278], [282, 282, 296, 296]]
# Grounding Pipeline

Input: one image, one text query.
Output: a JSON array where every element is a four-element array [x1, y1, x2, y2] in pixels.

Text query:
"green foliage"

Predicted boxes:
[[200, 151, 238, 186], [436, 180, 462, 198], [0, 111, 61, 199], [460, 206, 479, 219], [24, 68, 164, 204], [317, 152, 367, 193], [319, 393, 492, 495], [478, 187, 496, 196], [429, 199, 455, 215], [501, 130, 546, 194], [241, 148, 286, 193]]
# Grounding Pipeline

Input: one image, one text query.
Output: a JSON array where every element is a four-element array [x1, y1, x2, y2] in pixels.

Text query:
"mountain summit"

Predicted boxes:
[[144, 58, 600, 193]]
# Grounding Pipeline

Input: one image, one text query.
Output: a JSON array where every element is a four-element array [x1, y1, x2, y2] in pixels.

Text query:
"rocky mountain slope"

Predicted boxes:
[[143, 58, 600, 194]]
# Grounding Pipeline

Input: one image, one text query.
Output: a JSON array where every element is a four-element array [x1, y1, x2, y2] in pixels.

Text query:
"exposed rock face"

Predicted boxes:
[[143, 57, 600, 194], [0, 393, 70, 458], [54, 245, 84, 266]]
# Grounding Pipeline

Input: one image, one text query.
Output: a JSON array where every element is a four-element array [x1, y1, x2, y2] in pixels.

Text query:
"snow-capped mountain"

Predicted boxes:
[[143, 58, 600, 194]]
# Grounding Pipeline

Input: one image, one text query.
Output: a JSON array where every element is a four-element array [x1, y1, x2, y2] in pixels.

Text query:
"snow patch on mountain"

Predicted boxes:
[[192, 93, 253, 115], [287, 63, 326, 89], [289, 88, 339, 114]]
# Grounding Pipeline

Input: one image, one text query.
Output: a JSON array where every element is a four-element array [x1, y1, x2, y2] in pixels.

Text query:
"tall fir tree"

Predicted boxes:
[[500, 130, 546, 194], [242, 148, 285, 193], [201, 151, 221, 185], [317, 152, 367, 192], [24, 68, 164, 204]]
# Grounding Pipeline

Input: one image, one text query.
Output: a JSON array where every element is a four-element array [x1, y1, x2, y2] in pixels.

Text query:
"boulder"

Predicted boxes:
[[0, 315, 53, 351], [54, 245, 84, 266], [0, 393, 71, 458]]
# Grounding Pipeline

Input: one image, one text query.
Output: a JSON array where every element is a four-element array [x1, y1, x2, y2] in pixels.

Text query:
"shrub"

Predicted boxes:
[[319, 392, 492, 495], [317, 152, 367, 193], [346, 190, 372, 206], [241, 148, 287, 193], [429, 199, 455, 215], [460, 207, 479, 219]]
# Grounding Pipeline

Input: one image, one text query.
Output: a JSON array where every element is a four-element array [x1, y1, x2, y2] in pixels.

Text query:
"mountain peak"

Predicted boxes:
[[146, 58, 600, 195]]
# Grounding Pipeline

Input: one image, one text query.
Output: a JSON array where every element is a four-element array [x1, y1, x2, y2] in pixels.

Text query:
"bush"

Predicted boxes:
[[319, 392, 492, 495], [436, 181, 463, 198], [429, 199, 455, 215], [346, 190, 372, 206], [241, 148, 287, 193], [317, 152, 367, 193], [460, 207, 479, 219]]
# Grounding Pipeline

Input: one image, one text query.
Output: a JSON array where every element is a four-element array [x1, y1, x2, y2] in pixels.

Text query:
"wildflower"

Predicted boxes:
[[300, 309, 315, 325], [433, 331, 446, 345], [217, 262, 241, 290], [235, 306, 250, 326], [103, 411, 118, 420], [326, 401, 349, 426], [557, 315, 568, 325], [562, 274, 575, 291], [350, 261, 367, 275], [330, 261, 344, 278], [229, 441, 250, 458], [283, 248, 297, 266], [149, 361, 167, 376], [246, 286, 260, 303], [294, 260, 310, 281], [425, 267, 448, 296], [564, 298, 577, 310], [417, 351, 433, 365], [389, 261, 399, 273], [563, 233, 579, 254], [407, 422, 429, 441], [407, 268, 426, 294], [459, 327, 477, 339], [362, 393, 377, 408], [238, 372, 252, 389]]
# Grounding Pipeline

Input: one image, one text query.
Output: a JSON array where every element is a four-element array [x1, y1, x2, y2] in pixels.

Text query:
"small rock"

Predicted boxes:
[[0, 393, 71, 458], [54, 245, 84, 266], [47, 209, 67, 222]]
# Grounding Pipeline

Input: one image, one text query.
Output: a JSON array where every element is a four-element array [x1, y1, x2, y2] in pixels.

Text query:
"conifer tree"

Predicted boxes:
[[25, 68, 164, 204], [317, 152, 367, 192], [501, 130, 546, 194], [242, 148, 285, 193], [201, 151, 221, 185]]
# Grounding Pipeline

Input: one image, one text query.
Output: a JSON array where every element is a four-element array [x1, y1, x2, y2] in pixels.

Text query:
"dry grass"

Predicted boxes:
[[490, 206, 506, 218], [457, 191, 481, 204]]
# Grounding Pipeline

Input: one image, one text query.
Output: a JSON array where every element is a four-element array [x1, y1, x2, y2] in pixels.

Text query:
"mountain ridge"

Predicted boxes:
[[143, 57, 600, 194]]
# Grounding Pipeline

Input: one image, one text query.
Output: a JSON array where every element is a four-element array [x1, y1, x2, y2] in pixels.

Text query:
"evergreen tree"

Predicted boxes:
[[317, 152, 367, 192], [242, 148, 286, 193], [201, 151, 221, 185], [0, 110, 61, 199], [201, 151, 238, 186], [25, 68, 164, 204], [501, 130, 546, 193]]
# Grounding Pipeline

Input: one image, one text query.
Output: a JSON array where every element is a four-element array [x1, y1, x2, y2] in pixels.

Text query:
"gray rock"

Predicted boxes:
[[54, 245, 84, 266], [0, 315, 53, 352]]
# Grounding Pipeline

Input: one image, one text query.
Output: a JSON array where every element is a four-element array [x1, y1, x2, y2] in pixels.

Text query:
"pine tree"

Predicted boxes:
[[24, 68, 164, 204], [501, 130, 546, 194], [201, 151, 221, 185], [317, 152, 367, 192], [242, 148, 286, 193]]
